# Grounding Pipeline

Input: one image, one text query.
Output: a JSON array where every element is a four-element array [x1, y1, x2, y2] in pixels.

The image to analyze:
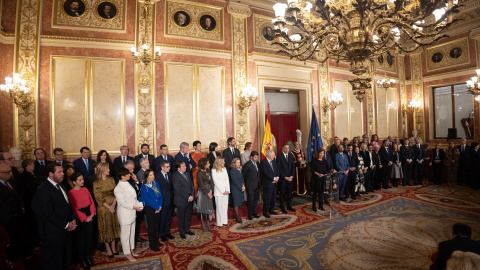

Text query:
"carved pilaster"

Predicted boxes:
[[228, 2, 251, 150], [134, 0, 156, 154], [318, 63, 330, 146], [14, 0, 42, 159], [398, 55, 408, 136], [366, 61, 375, 138], [410, 53, 425, 140]]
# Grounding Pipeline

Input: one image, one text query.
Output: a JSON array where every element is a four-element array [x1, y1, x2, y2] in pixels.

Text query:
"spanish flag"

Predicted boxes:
[[261, 102, 273, 158]]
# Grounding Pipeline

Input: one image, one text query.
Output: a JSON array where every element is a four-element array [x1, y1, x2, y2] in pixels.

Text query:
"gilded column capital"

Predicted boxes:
[[469, 28, 480, 40], [227, 2, 252, 18]]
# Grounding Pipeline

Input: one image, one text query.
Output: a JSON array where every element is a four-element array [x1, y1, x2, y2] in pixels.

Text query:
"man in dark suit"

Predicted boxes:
[[400, 142, 414, 186], [335, 145, 349, 201], [125, 160, 146, 243], [379, 140, 393, 189], [32, 163, 77, 270], [156, 160, 175, 242], [413, 137, 425, 186], [73, 146, 96, 180], [345, 144, 359, 199], [276, 143, 296, 213], [366, 144, 377, 192], [33, 148, 52, 178], [430, 223, 480, 270], [242, 151, 261, 220], [175, 142, 196, 181], [260, 150, 279, 218], [321, 146, 336, 173], [134, 143, 155, 174], [456, 137, 471, 186], [155, 144, 175, 175], [0, 164, 25, 257], [172, 160, 195, 239], [53, 147, 67, 167], [223, 137, 241, 173], [113, 145, 134, 175]]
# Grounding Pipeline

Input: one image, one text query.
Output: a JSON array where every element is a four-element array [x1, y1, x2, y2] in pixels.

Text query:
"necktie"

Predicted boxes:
[[285, 154, 288, 160], [123, 157, 126, 164], [349, 152, 351, 158], [386, 148, 389, 153], [253, 162, 258, 171], [462, 145, 465, 152], [56, 184, 68, 203], [41, 160, 44, 167], [163, 155, 167, 160], [418, 145, 420, 150], [144, 155, 147, 159], [182, 173, 188, 180], [269, 161, 273, 170], [85, 159, 88, 167], [164, 174, 169, 183], [4, 182, 13, 192], [231, 148, 234, 155]]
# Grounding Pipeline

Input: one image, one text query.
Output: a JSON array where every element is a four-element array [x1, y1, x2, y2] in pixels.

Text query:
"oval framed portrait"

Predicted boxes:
[[174, 11, 191, 27], [377, 55, 384, 64], [432, 52, 443, 63], [97, 1, 117, 19], [200, 14, 216, 31], [386, 54, 394, 66], [263, 26, 274, 41], [449, 47, 462, 59], [63, 0, 86, 18]]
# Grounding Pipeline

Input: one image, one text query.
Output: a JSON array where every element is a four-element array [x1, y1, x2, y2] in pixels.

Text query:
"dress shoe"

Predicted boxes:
[[107, 253, 114, 258], [186, 231, 195, 235], [150, 245, 160, 251], [263, 213, 271, 218], [253, 214, 260, 218], [319, 205, 325, 211], [281, 208, 287, 214], [180, 234, 186, 239], [113, 252, 119, 255], [136, 237, 146, 243], [161, 236, 168, 242], [339, 198, 346, 202], [287, 207, 296, 212], [223, 224, 228, 226], [248, 216, 253, 220], [86, 258, 96, 267], [235, 218, 243, 223], [312, 206, 317, 212], [269, 211, 278, 215], [157, 242, 164, 247], [166, 234, 174, 239]]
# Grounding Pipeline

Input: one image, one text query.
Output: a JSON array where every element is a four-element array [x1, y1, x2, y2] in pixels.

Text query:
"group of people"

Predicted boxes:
[[308, 134, 480, 211], [1, 133, 479, 269]]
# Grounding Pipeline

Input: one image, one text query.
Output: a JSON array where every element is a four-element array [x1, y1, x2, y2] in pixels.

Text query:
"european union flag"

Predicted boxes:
[[307, 106, 323, 162]]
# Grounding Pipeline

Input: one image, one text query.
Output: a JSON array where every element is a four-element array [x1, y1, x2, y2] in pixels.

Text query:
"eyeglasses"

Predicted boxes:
[[164, 165, 170, 168]]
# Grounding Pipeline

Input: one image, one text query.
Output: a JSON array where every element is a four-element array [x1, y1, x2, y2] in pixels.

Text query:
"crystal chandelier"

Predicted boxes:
[[0, 73, 34, 110], [272, 0, 461, 101], [466, 69, 480, 102], [237, 84, 259, 110]]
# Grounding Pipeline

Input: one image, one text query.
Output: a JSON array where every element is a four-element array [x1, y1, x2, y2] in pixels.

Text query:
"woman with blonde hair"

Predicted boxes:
[[446, 251, 480, 270], [93, 162, 120, 258], [211, 157, 230, 227]]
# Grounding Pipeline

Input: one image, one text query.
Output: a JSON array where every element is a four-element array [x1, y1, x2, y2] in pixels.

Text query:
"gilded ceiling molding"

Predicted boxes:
[[398, 55, 408, 137], [13, 0, 42, 159], [134, 0, 156, 155], [410, 53, 425, 140], [318, 63, 330, 146], [228, 1, 251, 151], [366, 61, 375, 138]]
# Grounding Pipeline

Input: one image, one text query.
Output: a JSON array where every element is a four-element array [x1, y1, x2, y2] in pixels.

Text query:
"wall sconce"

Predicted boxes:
[[321, 91, 343, 113], [0, 73, 34, 111], [237, 84, 258, 110], [466, 69, 480, 102]]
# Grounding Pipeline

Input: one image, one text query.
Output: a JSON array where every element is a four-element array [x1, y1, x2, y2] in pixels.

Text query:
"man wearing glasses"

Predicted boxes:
[[157, 160, 174, 242], [0, 152, 21, 183]]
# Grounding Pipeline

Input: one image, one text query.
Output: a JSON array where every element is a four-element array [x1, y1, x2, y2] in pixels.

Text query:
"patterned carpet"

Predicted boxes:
[[90, 184, 480, 270]]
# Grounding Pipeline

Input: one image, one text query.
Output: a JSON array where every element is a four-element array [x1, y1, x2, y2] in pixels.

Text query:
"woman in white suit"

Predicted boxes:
[[211, 157, 230, 227], [114, 168, 144, 262]]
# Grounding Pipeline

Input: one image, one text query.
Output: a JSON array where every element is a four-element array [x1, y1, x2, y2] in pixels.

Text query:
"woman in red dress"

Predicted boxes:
[[191, 140, 206, 198]]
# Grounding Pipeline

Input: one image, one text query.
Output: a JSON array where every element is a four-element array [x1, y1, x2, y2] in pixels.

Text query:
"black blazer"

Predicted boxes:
[[379, 147, 393, 166], [73, 158, 96, 179], [32, 180, 75, 239], [400, 145, 414, 163], [413, 145, 426, 162], [174, 152, 196, 180], [360, 151, 371, 167], [371, 151, 380, 167], [207, 152, 221, 170], [172, 171, 194, 207], [457, 145, 471, 164], [112, 155, 134, 174], [276, 153, 296, 180], [223, 147, 241, 171], [155, 154, 175, 175], [432, 149, 445, 163], [134, 154, 155, 173], [34, 159, 53, 178], [156, 172, 173, 207], [430, 236, 480, 270], [260, 158, 279, 188], [128, 179, 142, 198], [242, 160, 261, 191], [0, 180, 23, 229], [346, 152, 359, 168]]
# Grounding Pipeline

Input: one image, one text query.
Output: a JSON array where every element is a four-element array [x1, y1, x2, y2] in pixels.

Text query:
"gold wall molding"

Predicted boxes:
[[52, 0, 127, 32], [14, 0, 42, 159], [0, 30, 15, 44], [165, 0, 224, 42], [318, 63, 330, 145], [366, 61, 375, 137], [422, 68, 475, 83], [410, 53, 425, 140], [398, 55, 408, 136], [228, 2, 251, 151], [134, 0, 156, 155], [426, 37, 470, 72]]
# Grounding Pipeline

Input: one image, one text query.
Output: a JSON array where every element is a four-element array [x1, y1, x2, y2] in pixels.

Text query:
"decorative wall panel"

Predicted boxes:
[[426, 37, 470, 71], [376, 86, 388, 139], [165, 63, 195, 150], [165, 0, 223, 42], [51, 57, 88, 155], [53, 0, 127, 31], [387, 88, 399, 137], [197, 66, 226, 148], [334, 80, 349, 139], [91, 59, 124, 154], [349, 84, 364, 137]]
